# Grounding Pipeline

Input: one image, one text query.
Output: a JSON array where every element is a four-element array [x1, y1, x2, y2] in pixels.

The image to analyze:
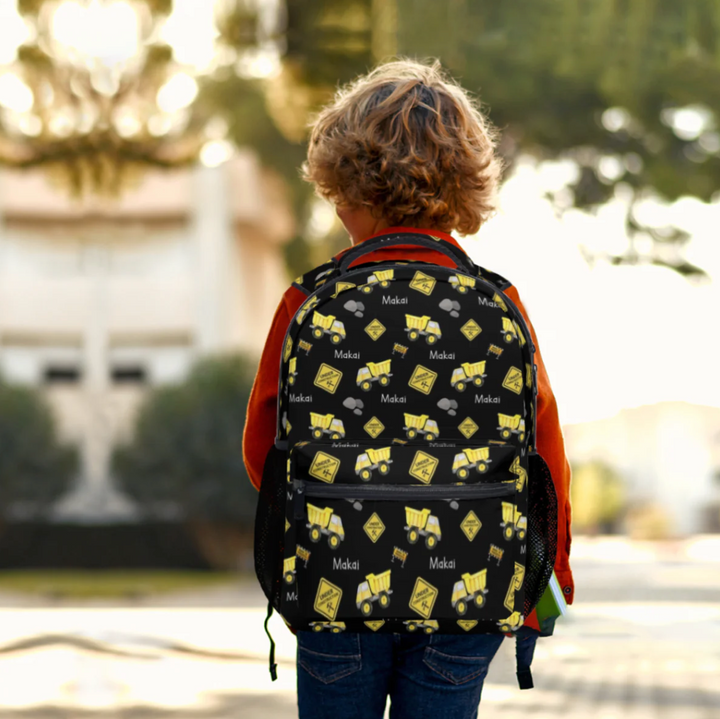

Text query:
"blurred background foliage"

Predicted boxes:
[[0, 378, 78, 523], [570, 459, 627, 534], [2, 0, 719, 279], [112, 355, 257, 569]]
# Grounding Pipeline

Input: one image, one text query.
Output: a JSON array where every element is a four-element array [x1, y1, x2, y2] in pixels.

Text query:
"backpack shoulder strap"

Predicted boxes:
[[291, 259, 338, 296], [475, 264, 513, 292]]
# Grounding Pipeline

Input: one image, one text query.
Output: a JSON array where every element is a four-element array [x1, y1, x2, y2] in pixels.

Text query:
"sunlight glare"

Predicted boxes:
[[0, 1, 31, 64], [156, 73, 198, 114], [200, 140, 234, 168], [52, 1, 139, 67], [0, 72, 34, 112], [162, 0, 218, 70]]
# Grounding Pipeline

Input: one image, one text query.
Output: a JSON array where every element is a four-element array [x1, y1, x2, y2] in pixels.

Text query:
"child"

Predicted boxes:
[[244, 59, 573, 719]]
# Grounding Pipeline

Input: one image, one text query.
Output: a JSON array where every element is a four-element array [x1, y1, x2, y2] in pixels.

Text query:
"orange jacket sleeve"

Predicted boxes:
[[243, 288, 304, 490], [505, 286, 574, 605]]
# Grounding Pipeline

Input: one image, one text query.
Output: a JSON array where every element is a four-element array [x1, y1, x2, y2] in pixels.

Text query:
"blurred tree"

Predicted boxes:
[[570, 459, 627, 534], [112, 355, 258, 569], [0, 380, 78, 522], [211, 0, 720, 279]]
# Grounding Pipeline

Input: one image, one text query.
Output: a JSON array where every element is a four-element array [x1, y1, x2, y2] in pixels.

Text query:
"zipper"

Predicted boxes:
[[276, 262, 537, 444], [292, 479, 515, 519]]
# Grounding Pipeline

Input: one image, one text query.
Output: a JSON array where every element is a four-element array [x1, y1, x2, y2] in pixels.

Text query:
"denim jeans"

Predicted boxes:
[[296, 630, 505, 719]]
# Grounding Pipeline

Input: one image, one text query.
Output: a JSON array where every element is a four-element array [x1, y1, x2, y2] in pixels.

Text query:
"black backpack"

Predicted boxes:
[[255, 232, 557, 686]]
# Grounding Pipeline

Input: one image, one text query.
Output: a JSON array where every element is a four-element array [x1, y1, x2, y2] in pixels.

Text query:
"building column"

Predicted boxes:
[[192, 163, 234, 355]]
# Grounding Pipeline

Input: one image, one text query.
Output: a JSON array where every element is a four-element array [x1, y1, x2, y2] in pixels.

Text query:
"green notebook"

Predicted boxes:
[[534, 572, 568, 635]]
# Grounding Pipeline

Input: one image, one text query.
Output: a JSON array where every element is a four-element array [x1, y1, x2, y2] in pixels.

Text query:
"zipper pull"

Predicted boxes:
[[293, 481, 306, 520]]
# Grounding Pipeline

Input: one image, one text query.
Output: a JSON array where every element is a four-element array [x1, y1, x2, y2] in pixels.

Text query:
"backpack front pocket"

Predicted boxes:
[[283, 470, 527, 633]]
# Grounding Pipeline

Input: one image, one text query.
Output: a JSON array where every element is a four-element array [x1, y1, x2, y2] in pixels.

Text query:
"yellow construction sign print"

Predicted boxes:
[[460, 319, 482, 340], [458, 416, 479, 439], [460, 511, 482, 541], [408, 365, 438, 394], [363, 513, 386, 543], [363, 416, 385, 438], [409, 270, 436, 295], [283, 337, 293, 362], [502, 366, 524, 395], [365, 319, 386, 341], [409, 451, 439, 484], [314, 578, 343, 621], [364, 620, 385, 631], [409, 577, 438, 619], [309, 451, 340, 483], [458, 620, 479, 631], [314, 363, 343, 394], [331, 282, 356, 297]]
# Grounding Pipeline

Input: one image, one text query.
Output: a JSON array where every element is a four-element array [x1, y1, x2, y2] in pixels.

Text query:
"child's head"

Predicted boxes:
[[303, 59, 502, 240]]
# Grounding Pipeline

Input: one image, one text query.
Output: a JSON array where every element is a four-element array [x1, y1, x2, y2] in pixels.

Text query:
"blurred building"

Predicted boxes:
[[564, 402, 720, 534], [0, 151, 294, 521]]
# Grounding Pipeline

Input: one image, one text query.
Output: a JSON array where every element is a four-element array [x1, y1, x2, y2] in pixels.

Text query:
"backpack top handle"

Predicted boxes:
[[337, 231, 476, 275]]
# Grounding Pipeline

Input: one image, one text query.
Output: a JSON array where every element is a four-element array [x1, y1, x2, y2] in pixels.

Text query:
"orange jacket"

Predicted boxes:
[[243, 227, 574, 610]]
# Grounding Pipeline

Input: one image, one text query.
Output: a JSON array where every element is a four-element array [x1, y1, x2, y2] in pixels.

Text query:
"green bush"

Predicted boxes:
[[0, 380, 78, 520], [113, 355, 259, 526], [570, 460, 627, 533]]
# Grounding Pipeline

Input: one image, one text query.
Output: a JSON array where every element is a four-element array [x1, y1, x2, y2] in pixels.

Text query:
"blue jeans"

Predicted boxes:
[[296, 631, 505, 719]]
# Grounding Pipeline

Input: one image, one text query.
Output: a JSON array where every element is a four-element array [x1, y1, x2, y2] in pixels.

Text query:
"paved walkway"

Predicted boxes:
[[0, 536, 718, 718]]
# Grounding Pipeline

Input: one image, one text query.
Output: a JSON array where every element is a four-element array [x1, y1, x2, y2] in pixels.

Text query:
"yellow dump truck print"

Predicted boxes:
[[513, 320, 526, 347], [296, 296, 319, 325], [357, 360, 392, 391], [510, 456, 527, 492], [310, 413, 346, 439], [504, 562, 526, 611], [307, 504, 345, 549], [501, 317, 518, 344], [405, 315, 442, 345], [287, 357, 298, 386], [283, 557, 297, 584], [405, 507, 442, 549], [310, 621, 346, 633], [493, 293, 508, 312], [356, 570, 392, 616], [310, 311, 346, 344], [404, 619, 438, 634], [360, 269, 394, 293], [501, 502, 527, 541], [449, 274, 476, 293], [497, 413, 526, 442], [355, 447, 393, 481], [452, 447, 492, 478], [403, 413, 439, 440], [497, 611, 524, 633], [450, 361, 487, 391], [451, 570, 488, 615]]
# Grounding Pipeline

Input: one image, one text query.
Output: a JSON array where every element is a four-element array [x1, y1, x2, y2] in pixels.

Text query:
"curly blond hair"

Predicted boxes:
[[303, 59, 502, 236]]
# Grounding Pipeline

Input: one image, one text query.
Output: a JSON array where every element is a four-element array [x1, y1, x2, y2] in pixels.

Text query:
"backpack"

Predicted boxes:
[[255, 232, 557, 688]]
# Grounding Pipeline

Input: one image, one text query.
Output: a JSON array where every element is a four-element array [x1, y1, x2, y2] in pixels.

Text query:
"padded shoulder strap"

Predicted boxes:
[[475, 264, 512, 291], [291, 259, 338, 296]]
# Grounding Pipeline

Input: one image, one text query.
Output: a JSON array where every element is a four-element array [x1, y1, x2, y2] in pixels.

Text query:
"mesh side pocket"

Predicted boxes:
[[523, 452, 558, 616], [254, 445, 286, 611]]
